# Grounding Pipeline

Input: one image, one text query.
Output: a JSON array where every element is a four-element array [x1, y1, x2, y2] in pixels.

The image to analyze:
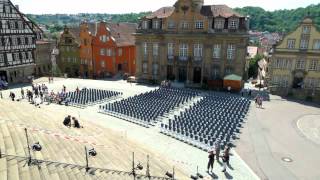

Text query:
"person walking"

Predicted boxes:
[[9, 92, 15, 101], [214, 139, 221, 162], [221, 146, 231, 172], [21, 88, 25, 99], [207, 150, 215, 173]]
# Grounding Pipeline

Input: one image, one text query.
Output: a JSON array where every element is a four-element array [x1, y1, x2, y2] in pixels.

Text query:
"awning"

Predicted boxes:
[[223, 74, 242, 81]]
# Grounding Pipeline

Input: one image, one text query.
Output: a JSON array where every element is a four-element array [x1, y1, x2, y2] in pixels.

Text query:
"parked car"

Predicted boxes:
[[127, 76, 137, 83]]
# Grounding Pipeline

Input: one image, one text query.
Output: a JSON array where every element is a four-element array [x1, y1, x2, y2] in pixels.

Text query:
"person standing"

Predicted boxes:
[[9, 92, 15, 101], [214, 139, 221, 162], [21, 88, 25, 99], [221, 146, 231, 172], [207, 150, 215, 173]]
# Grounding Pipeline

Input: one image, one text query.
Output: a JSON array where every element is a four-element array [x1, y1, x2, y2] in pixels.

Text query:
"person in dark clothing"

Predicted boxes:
[[9, 92, 15, 101], [21, 88, 25, 99], [207, 150, 215, 172], [63, 115, 72, 127], [72, 117, 83, 128], [221, 146, 231, 172]]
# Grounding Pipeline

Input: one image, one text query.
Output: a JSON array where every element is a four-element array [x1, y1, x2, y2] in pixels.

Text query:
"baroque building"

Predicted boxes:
[[0, 0, 37, 83], [57, 26, 80, 77], [269, 17, 320, 101], [135, 0, 249, 87]]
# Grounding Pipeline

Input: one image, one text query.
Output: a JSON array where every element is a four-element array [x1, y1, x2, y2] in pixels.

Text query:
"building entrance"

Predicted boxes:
[[193, 67, 201, 83], [0, 71, 8, 82], [178, 67, 187, 82]]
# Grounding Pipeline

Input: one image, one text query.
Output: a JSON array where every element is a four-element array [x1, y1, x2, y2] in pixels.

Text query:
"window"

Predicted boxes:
[[153, 20, 160, 29], [28, 52, 33, 60], [0, 4, 3, 13], [21, 52, 26, 63], [5, 5, 10, 13], [195, 21, 204, 29], [28, 37, 33, 45], [10, 21, 15, 29], [179, 44, 188, 57], [101, 61, 105, 68], [227, 44, 236, 60], [153, 43, 159, 56], [11, 37, 18, 45], [67, 57, 71, 63], [13, 53, 19, 62], [167, 43, 174, 56], [142, 63, 148, 73], [300, 39, 308, 49], [225, 68, 232, 75], [152, 64, 159, 75], [313, 39, 320, 50], [100, 48, 105, 56], [309, 60, 318, 71], [229, 19, 238, 29], [193, 43, 203, 57], [143, 42, 148, 56], [181, 21, 189, 29], [20, 36, 25, 45], [211, 67, 220, 79], [0, 54, 5, 66], [305, 78, 319, 89], [213, 44, 221, 58], [287, 39, 295, 49], [18, 21, 23, 29], [118, 48, 123, 56], [142, 21, 149, 29], [100, 35, 109, 43], [214, 19, 224, 29], [295, 59, 305, 70], [168, 21, 175, 29], [106, 49, 112, 56], [302, 26, 311, 34]]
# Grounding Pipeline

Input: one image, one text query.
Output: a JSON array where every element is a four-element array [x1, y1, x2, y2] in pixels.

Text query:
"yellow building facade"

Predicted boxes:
[[270, 17, 320, 102], [134, 0, 249, 87]]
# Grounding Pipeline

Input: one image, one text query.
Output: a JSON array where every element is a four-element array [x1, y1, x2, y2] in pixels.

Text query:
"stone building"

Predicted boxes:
[[79, 22, 95, 78], [134, 0, 249, 87], [269, 17, 320, 102], [0, 0, 37, 83], [57, 26, 80, 77], [34, 40, 54, 77]]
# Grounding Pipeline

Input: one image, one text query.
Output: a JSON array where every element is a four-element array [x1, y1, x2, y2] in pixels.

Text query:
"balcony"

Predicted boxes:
[[178, 56, 188, 61], [167, 55, 174, 64], [193, 56, 203, 65]]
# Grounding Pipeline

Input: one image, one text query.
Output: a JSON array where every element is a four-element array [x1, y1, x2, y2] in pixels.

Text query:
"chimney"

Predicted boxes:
[[15, 5, 19, 10]]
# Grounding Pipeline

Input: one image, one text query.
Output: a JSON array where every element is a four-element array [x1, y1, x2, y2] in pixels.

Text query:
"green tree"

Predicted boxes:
[[248, 54, 264, 79]]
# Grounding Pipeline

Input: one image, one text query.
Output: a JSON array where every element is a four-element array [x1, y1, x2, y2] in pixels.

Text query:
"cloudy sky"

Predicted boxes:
[[11, 0, 319, 14]]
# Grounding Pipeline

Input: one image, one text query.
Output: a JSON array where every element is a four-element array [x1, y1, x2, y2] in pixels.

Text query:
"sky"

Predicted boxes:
[[10, 0, 320, 14]]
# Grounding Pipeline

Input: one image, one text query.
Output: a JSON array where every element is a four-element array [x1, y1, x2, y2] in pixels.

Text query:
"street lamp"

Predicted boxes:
[[165, 167, 175, 180], [24, 128, 42, 166], [131, 152, 143, 180], [190, 166, 204, 180], [85, 146, 97, 173]]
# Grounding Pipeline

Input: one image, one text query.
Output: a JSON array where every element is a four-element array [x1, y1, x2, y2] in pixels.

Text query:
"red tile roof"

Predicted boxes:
[[107, 23, 137, 47], [145, 5, 244, 19]]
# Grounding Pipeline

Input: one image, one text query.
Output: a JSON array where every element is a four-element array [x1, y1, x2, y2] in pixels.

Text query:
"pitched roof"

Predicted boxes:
[[202, 5, 244, 18], [69, 27, 81, 44], [145, 5, 244, 19], [145, 7, 175, 19], [107, 23, 137, 47]]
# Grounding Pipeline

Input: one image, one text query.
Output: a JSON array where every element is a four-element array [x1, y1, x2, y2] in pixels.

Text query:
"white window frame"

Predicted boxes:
[[295, 59, 305, 70], [142, 21, 149, 29], [13, 53, 20, 62], [229, 19, 238, 29], [153, 43, 159, 56], [195, 21, 204, 29], [10, 21, 15, 29], [227, 44, 236, 60], [0, 54, 5, 66], [142, 63, 148, 74], [143, 42, 148, 56], [168, 21, 175, 29], [18, 21, 23, 29], [101, 61, 105, 68], [214, 19, 224, 29], [179, 44, 188, 57], [152, 64, 159, 75], [100, 48, 105, 56], [213, 44, 221, 58], [287, 39, 295, 49], [167, 43, 174, 56], [302, 26, 311, 34], [300, 39, 308, 49], [106, 49, 112, 56], [28, 37, 33, 45], [153, 20, 160, 29], [118, 48, 123, 56], [193, 43, 203, 57], [309, 60, 318, 71], [181, 21, 189, 30], [313, 39, 320, 50]]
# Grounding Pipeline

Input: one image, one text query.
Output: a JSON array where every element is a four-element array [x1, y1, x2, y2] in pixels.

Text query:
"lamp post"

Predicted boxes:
[[131, 152, 143, 180], [85, 146, 97, 173]]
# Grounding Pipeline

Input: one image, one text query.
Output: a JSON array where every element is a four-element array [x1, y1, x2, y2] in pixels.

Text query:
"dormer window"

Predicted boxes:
[[229, 18, 239, 29], [142, 21, 149, 30], [180, 21, 189, 30], [195, 21, 204, 29], [214, 18, 224, 29], [302, 26, 311, 34], [152, 20, 160, 29], [168, 21, 175, 29]]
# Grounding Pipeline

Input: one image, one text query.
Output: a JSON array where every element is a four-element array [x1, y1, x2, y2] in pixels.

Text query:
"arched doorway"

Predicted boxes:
[[292, 71, 305, 89]]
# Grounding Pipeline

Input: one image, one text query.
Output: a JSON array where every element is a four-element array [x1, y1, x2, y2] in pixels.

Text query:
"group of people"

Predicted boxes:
[[207, 140, 232, 174], [160, 80, 172, 88], [63, 115, 83, 129]]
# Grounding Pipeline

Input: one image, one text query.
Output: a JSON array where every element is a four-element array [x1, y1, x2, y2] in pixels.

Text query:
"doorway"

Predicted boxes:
[[193, 67, 201, 83]]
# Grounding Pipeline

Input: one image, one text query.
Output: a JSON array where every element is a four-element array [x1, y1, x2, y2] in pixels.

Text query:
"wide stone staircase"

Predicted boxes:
[[0, 99, 185, 180]]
